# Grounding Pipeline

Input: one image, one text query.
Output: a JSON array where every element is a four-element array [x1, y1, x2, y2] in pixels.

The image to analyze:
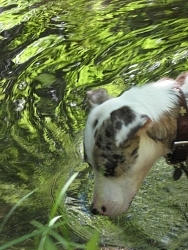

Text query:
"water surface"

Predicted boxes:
[[0, 0, 188, 249]]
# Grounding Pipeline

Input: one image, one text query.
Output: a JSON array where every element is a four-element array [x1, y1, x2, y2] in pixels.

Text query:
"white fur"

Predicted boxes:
[[114, 114, 148, 147], [85, 79, 180, 164], [119, 80, 180, 121], [84, 76, 188, 216]]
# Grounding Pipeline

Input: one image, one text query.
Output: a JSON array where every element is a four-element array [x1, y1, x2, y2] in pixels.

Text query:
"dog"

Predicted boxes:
[[84, 72, 188, 216]]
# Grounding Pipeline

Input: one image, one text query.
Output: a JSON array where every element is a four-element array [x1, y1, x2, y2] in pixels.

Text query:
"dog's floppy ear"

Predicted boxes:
[[110, 106, 152, 147], [86, 88, 111, 109]]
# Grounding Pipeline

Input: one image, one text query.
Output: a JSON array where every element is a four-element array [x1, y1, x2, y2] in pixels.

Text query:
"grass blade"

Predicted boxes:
[[50, 172, 78, 219], [0, 188, 37, 233]]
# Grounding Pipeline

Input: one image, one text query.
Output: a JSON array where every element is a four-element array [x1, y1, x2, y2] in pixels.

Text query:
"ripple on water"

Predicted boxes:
[[0, 0, 188, 249]]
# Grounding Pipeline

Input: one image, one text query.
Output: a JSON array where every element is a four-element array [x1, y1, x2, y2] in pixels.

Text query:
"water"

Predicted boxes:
[[0, 0, 188, 249]]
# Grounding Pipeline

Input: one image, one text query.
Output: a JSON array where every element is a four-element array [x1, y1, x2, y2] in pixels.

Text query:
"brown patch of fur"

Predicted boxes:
[[147, 108, 179, 150]]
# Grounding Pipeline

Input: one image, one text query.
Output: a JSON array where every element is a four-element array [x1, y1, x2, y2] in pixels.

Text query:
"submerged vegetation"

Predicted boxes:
[[1, 0, 188, 249]]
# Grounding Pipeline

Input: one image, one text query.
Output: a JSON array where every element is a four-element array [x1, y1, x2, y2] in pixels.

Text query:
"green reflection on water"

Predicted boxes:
[[0, 0, 188, 249]]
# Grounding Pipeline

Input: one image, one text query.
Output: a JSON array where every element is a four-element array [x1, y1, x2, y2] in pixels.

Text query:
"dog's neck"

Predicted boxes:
[[144, 86, 188, 161], [120, 81, 187, 156], [166, 87, 188, 164], [147, 110, 178, 153]]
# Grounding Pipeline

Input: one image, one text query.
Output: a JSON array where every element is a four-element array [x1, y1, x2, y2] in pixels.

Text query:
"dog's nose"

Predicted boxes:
[[91, 204, 107, 215], [91, 207, 99, 215]]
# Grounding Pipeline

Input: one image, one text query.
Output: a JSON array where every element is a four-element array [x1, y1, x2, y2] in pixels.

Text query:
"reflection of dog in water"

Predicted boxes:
[[84, 72, 188, 216]]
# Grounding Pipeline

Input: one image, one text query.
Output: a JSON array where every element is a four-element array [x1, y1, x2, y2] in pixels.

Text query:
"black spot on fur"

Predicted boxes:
[[103, 158, 118, 176], [113, 154, 125, 163], [111, 106, 135, 126], [112, 154, 122, 160], [105, 128, 113, 137], [105, 145, 111, 150], [130, 147, 138, 156], [96, 140, 102, 148], [93, 119, 98, 128], [114, 120, 123, 130], [100, 153, 107, 158], [94, 129, 98, 138], [98, 136, 102, 142], [103, 153, 125, 177], [93, 132, 140, 177], [133, 154, 139, 160], [105, 167, 116, 176], [122, 142, 131, 149], [127, 125, 140, 139]]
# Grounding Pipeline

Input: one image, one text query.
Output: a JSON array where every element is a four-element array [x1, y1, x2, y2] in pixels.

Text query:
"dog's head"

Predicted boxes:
[[84, 88, 163, 216]]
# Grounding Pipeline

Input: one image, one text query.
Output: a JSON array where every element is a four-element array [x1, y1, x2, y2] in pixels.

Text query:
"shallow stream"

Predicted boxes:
[[0, 0, 188, 249]]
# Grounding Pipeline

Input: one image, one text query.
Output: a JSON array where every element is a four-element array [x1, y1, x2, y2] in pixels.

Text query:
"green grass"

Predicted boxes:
[[0, 173, 99, 250]]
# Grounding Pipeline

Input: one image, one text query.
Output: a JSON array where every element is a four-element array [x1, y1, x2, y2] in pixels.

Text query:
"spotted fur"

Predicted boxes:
[[84, 72, 188, 216]]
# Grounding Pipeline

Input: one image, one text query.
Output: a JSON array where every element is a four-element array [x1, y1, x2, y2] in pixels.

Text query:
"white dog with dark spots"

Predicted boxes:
[[84, 72, 188, 216]]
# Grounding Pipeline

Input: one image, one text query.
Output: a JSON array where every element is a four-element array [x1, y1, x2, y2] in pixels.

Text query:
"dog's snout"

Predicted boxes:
[[91, 204, 107, 215]]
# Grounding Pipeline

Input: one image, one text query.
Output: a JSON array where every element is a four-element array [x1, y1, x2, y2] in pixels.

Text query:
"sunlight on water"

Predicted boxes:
[[0, 0, 188, 249]]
